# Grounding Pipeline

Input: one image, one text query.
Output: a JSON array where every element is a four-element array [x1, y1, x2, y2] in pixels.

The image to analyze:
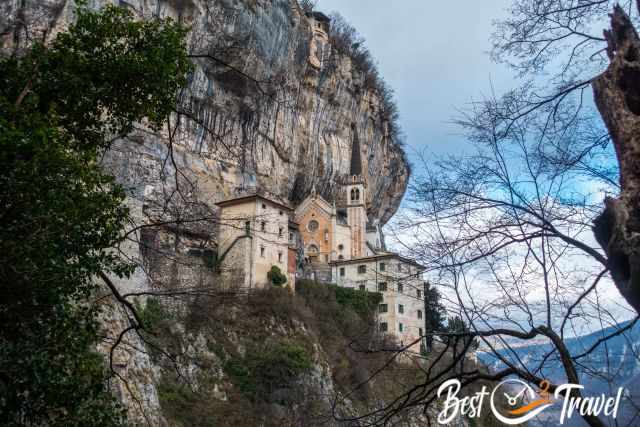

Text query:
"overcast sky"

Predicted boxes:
[[317, 0, 514, 158]]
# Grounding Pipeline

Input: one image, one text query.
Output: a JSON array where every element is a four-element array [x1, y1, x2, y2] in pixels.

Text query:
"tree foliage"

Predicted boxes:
[[441, 316, 478, 351], [267, 265, 287, 286], [0, 4, 190, 425], [223, 339, 313, 401], [423, 285, 446, 350]]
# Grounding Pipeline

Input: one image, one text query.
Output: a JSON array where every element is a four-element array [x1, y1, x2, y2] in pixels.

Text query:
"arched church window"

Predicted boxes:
[[308, 244, 319, 254], [355, 189, 360, 200], [307, 220, 319, 232], [350, 188, 356, 201]]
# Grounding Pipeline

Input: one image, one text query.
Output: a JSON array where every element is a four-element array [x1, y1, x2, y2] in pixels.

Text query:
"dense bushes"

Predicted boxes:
[[154, 282, 422, 425], [223, 339, 312, 401], [136, 297, 169, 330], [296, 279, 381, 320]]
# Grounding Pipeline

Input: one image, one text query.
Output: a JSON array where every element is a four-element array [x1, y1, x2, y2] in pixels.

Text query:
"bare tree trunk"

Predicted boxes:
[[592, 4, 640, 314]]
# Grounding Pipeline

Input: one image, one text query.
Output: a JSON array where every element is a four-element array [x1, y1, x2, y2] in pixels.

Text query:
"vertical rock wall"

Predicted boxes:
[[0, 1, 411, 423]]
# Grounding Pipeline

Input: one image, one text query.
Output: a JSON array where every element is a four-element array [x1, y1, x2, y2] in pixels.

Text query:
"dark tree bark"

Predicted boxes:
[[592, 4, 640, 313]]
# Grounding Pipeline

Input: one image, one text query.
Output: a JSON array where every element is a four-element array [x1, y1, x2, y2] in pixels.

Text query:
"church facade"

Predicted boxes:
[[294, 125, 381, 269]]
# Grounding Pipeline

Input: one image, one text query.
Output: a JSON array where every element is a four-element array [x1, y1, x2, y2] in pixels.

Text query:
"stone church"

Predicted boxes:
[[294, 127, 383, 282], [216, 127, 427, 352]]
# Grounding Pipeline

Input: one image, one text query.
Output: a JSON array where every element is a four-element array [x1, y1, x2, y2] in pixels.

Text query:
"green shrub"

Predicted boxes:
[[136, 297, 170, 330], [267, 265, 287, 286], [224, 339, 312, 402], [296, 279, 381, 320], [224, 358, 255, 396], [332, 284, 382, 318]]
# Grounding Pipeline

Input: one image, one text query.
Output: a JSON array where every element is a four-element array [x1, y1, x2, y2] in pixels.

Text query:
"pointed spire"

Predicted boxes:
[[349, 123, 362, 177]]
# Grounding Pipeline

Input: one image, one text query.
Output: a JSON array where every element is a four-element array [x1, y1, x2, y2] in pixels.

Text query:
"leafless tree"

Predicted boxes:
[[339, 112, 637, 425], [334, 5, 640, 425], [458, 0, 640, 312]]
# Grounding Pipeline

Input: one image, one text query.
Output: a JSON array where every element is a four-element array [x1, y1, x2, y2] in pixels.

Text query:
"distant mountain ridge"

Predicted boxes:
[[478, 320, 640, 426]]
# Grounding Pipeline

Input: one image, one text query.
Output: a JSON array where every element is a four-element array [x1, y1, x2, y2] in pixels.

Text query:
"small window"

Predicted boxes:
[[378, 282, 387, 292], [417, 289, 422, 299], [261, 221, 266, 232], [245, 221, 251, 233], [419, 328, 423, 336], [260, 247, 265, 258], [380, 322, 388, 332], [380, 262, 385, 272], [359, 284, 366, 291], [399, 323, 404, 333], [338, 255, 344, 260], [278, 227, 283, 238], [379, 304, 388, 313], [324, 230, 329, 242], [338, 244, 344, 251], [188, 248, 203, 257], [357, 265, 366, 274], [398, 304, 404, 314], [397, 283, 404, 293], [339, 267, 345, 277], [262, 203, 266, 209], [289, 232, 294, 241], [278, 252, 283, 263], [308, 244, 319, 254], [308, 220, 319, 232], [417, 310, 423, 319], [279, 210, 283, 216]]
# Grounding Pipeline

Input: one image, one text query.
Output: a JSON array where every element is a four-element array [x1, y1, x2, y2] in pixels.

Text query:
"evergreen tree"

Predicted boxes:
[[442, 316, 479, 351], [422, 285, 446, 351], [0, 5, 191, 425]]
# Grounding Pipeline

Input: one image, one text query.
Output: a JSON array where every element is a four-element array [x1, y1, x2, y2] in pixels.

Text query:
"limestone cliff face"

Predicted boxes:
[[106, 0, 407, 227], [2, 0, 409, 223], [1, 1, 410, 423]]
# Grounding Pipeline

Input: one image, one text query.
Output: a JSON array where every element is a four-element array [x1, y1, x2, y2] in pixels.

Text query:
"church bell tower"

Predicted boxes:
[[345, 124, 367, 258]]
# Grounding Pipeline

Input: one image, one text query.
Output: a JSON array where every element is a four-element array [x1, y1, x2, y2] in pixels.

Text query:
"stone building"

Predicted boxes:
[[215, 127, 425, 351], [307, 11, 330, 69], [294, 127, 382, 278], [216, 194, 295, 289], [330, 254, 426, 352], [293, 126, 427, 352]]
